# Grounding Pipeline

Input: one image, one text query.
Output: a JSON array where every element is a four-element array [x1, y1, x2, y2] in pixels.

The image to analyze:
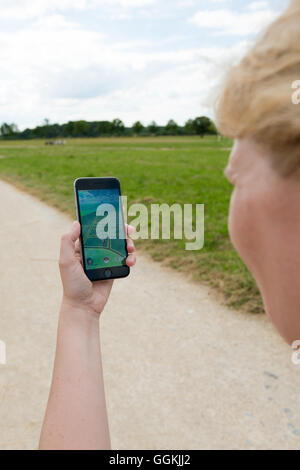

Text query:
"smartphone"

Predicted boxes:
[[74, 177, 130, 281]]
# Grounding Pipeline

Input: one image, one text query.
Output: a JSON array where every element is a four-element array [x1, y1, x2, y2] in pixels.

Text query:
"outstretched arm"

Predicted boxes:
[[39, 221, 135, 450]]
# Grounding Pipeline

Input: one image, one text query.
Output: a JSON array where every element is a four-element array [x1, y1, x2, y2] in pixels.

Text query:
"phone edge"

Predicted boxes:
[[73, 177, 130, 281]]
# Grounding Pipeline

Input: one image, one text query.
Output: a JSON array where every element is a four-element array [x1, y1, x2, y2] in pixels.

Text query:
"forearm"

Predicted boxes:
[[39, 300, 110, 450]]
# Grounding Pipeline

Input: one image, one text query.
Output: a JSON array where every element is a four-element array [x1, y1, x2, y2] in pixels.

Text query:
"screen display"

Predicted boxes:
[[78, 188, 127, 270]]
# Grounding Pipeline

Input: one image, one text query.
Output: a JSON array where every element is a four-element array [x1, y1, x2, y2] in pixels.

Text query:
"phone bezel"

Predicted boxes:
[[74, 177, 130, 282]]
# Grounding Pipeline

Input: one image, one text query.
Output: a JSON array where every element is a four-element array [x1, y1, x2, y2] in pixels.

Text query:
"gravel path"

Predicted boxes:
[[0, 179, 299, 450]]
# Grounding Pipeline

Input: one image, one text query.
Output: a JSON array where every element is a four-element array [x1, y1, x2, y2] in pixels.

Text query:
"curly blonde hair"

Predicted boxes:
[[216, 0, 300, 175]]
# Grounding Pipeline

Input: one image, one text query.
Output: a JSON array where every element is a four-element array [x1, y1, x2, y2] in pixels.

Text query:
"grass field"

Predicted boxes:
[[0, 136, 263, 313]]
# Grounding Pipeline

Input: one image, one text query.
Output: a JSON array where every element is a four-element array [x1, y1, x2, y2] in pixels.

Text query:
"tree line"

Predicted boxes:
[[0, 116, 217, 140]]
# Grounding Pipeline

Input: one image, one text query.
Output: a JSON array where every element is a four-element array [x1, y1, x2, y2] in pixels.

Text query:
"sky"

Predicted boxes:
[[0, 0, 289, 129]]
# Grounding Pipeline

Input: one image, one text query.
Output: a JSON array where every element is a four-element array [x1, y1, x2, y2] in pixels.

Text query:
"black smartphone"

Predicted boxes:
[[74, 177, 130, 281]]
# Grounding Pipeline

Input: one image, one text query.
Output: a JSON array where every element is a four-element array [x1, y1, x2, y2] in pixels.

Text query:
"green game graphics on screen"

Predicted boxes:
[[78, 189, 127, 270]]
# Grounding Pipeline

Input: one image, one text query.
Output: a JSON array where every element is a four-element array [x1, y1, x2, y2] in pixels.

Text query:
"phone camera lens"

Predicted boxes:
[[104, 269, 111, 278]]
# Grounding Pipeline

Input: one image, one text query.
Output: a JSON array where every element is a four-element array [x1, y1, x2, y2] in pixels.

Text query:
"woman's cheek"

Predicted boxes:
[[228, 189, 245, 251], [228, 187, 259, 273]]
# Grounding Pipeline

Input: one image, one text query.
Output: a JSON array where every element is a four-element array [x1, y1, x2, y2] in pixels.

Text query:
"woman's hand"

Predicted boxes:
[[59, 221, 136, 317], [41, 220, 126, 449]]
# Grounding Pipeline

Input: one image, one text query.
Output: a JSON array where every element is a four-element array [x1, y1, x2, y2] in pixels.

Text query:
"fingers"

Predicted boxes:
[[75, 239, 81, 254], [59, 221, 81, 269], [70, 220, 81, 241], [125, 224, 135, 237], [126, 224, 135, 253], [126, 237, 135, 254], [125, 224, 136, 266], [126, 253, 136, 267], [60, 221, 136, 271]]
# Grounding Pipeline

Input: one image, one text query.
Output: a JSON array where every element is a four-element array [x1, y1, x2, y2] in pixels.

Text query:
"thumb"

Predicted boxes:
[[59, 221, 81, 269], [70, 220, 81, 242]]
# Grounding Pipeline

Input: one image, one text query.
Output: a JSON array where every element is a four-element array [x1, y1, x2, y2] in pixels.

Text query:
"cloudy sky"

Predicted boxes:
[[0, 0, 289, 129]]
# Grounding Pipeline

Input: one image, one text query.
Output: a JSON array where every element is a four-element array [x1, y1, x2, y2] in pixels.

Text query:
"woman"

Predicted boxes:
[[40, 0, 300, 449], [217, 0, 300, 343]]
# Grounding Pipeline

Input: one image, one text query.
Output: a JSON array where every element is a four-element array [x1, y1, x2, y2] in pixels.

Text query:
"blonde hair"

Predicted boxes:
[[216, 0, 300, 175]]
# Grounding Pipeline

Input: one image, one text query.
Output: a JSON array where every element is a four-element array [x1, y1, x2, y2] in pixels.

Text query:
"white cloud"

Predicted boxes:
[[0, 0, 156, 20], [0, 0, 286, 128], [247, 1, 270, 11], [0, 10, 247, 128], [177, 0, 228, 9], [190, 5, 280, 36]]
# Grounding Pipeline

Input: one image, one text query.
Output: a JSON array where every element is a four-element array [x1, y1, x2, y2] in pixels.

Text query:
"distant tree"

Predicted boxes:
[[98, 121, 113, 136], [192, 116, 214, 137], [73, 120, 89, 137], [0, 116, 217, 140], [42, 118, 50, 138], [112, 118, 125, 136], [165, 119, 179, 135], [20, 128, 34, 139], [62, 121, 72, 137], [147, 121, 159, 135], [11, 123, 19, 134], [132, 121, 144, 135], [48, 124, 61, 138], [1, 123, 9, 136], [33, 126, 45, 138], [208, 120, 218, 135], [86, 121, 100, 137], [0, 122, 19, 139], [184, 119, 196, 135]]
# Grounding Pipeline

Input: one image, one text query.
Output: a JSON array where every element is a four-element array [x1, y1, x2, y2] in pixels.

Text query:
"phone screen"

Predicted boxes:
[[78, 188, 127, 270]]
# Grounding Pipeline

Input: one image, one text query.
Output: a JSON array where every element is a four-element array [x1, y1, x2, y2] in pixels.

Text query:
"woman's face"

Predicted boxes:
[[226, 139, 300, 344]]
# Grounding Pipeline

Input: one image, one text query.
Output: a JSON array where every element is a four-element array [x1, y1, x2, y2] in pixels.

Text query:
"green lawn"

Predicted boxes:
[[0, 136, 263, 313]]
